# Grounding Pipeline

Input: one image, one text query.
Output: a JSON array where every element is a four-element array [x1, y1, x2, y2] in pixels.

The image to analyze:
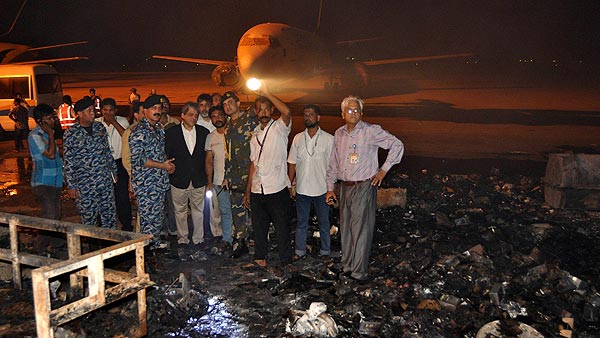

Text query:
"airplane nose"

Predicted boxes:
[[237, 45, 272, 79]]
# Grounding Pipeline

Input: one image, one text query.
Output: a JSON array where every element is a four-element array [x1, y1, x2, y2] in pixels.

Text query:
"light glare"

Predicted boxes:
[[246, 78, 261, 91]]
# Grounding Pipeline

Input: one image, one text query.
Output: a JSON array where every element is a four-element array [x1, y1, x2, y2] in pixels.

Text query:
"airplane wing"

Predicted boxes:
[[27, 41, 88, 52], [13, 56, 88, 65], [362, 53, 474, 66], [152, 55, 234, 66]]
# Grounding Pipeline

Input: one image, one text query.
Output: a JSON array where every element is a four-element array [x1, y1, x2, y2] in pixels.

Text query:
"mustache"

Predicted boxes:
[[259, 116, 270, 120]]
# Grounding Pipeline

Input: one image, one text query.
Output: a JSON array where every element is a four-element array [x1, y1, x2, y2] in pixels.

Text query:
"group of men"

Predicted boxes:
[[27, 83, 404, 281]]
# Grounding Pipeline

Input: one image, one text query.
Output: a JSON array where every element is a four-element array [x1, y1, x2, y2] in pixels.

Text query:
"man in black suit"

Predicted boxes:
[[165, 102, 210, 249]]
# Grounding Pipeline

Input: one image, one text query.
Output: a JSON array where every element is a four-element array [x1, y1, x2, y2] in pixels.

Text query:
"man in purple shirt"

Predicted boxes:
[[325, 95, 404, 282]]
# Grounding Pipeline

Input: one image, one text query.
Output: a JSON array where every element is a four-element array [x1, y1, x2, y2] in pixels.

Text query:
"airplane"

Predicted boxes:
[[1, 0, 88, 65], [153, 22, 472, 91]]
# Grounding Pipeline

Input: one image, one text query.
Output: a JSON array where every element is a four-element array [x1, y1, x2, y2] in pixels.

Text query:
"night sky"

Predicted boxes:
[[2, 0, 600, 72]]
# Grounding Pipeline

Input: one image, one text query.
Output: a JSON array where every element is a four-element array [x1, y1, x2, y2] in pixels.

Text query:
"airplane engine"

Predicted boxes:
[[211, 65, 241, 87]]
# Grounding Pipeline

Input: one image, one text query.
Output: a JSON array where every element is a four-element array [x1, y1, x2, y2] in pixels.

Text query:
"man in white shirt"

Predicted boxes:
[[165, 102, 211, 250], [288, 104, 334, 259], [205, 106, 234, 248], [196, 93, 216, 132], [243, 84, 293, 267], [97, 98, 132, 231]]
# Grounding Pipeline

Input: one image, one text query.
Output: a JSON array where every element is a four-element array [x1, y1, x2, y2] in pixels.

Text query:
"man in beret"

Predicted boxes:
[[64, 96, 118, 228], [129, 94, 176, 249], [96, 98, 132, 231], [221, 90, 258, 258]]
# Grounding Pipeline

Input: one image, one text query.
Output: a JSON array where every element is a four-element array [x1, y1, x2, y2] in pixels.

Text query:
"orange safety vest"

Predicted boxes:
[[58, 103, 76, 129]]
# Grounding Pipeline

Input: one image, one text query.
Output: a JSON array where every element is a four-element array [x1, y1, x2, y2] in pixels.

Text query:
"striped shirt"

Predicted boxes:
[[326, 120, 404, 191], [28, 126, 63, 188]]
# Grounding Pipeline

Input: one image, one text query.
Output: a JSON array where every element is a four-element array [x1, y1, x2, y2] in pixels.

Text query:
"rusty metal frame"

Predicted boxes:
[[0, 212, 154, 338]]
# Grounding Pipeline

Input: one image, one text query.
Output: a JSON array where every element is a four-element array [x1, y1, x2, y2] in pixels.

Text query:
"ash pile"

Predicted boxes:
[[3, 165, 600, 338], [231, 168, 600, 337]]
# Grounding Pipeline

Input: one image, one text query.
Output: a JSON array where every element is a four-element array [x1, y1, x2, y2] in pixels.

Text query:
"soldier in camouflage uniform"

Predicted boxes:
[[64, 97, 117, 228], [129, 95, 175, 247], [221, 91, 258, 257]]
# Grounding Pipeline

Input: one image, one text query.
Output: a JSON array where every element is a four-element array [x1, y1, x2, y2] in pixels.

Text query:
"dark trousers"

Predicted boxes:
[[32, 185, 61, 252], [14, 128, 28, 151], [250, 187, 292, 264], [114, 159, 133, 231], [32, 185, 61, 220]]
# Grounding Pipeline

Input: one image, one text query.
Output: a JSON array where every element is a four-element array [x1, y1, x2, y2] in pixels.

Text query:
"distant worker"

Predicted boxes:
[[129, 95, 175, 249], [325, 96, 404, 282], [64, 97, 117, 228], [129, 88, 141, 105], [97, 98, 133, 231], [205, 105, 234, 249], [9, 98, 30, 152], [222, 90, 258, 258], [28, 104, 63, 254], [165, 102, 211, 251], [211, 92, 222, 108], [14, 92, 30, 110], [58, 95, 76, 130], [244, 85, 293, 267], [288, 104, 334, 260], [196, 93, 215, 132], [89, 88, 102, 117]]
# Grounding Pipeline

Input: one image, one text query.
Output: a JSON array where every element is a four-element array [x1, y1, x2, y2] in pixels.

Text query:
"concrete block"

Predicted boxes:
[[544, 153, 600, 188]]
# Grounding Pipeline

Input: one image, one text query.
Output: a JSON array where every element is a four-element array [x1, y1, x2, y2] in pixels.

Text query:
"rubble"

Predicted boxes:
[[2, 163, 600, 337]]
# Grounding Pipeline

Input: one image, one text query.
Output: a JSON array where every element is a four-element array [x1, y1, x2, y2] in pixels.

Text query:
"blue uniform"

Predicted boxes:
[[129, 118, 170, 237], [64, 121, 117, 228]]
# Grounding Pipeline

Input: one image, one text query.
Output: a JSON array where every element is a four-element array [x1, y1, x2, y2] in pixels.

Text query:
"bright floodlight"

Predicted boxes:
[[246, 78, 262, 91], [206, 189, 213, 199]]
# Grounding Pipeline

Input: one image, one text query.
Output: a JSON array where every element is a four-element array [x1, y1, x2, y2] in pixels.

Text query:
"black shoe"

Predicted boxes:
[[192, 241, 209, 251], [340, 270, 352, 277], [231, 239, 249, 259], [349, 275, 370, 285]]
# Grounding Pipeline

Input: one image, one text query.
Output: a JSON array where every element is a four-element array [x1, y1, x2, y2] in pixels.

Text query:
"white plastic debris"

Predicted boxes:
[[287, 302, 338, 337]]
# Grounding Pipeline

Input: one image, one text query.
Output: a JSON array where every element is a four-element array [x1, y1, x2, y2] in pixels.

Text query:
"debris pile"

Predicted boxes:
[[2, 167, 600, 337]]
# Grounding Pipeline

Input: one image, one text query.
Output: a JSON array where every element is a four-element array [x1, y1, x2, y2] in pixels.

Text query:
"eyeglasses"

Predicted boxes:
[[345, 108, 361, 115]]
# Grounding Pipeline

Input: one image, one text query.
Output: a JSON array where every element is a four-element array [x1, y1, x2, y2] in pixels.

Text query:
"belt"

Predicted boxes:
[[342, 180, 368, 187]]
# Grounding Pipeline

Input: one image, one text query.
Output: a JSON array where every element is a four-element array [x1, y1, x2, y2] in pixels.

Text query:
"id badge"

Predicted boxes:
[[349, 152, 359, 164]]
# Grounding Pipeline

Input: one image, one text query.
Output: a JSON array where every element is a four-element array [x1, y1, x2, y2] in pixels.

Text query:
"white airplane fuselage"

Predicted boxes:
[[236, 23, 330, 82]]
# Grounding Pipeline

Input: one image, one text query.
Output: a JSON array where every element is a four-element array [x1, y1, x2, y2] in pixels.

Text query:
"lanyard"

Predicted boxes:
[[257, 120, 274, 163], [304, 129, 320, 157]]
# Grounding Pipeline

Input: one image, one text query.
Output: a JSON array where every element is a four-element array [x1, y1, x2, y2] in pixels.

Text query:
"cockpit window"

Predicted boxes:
[[269, 38, 280, 48], [240, 37, 271, 46]]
